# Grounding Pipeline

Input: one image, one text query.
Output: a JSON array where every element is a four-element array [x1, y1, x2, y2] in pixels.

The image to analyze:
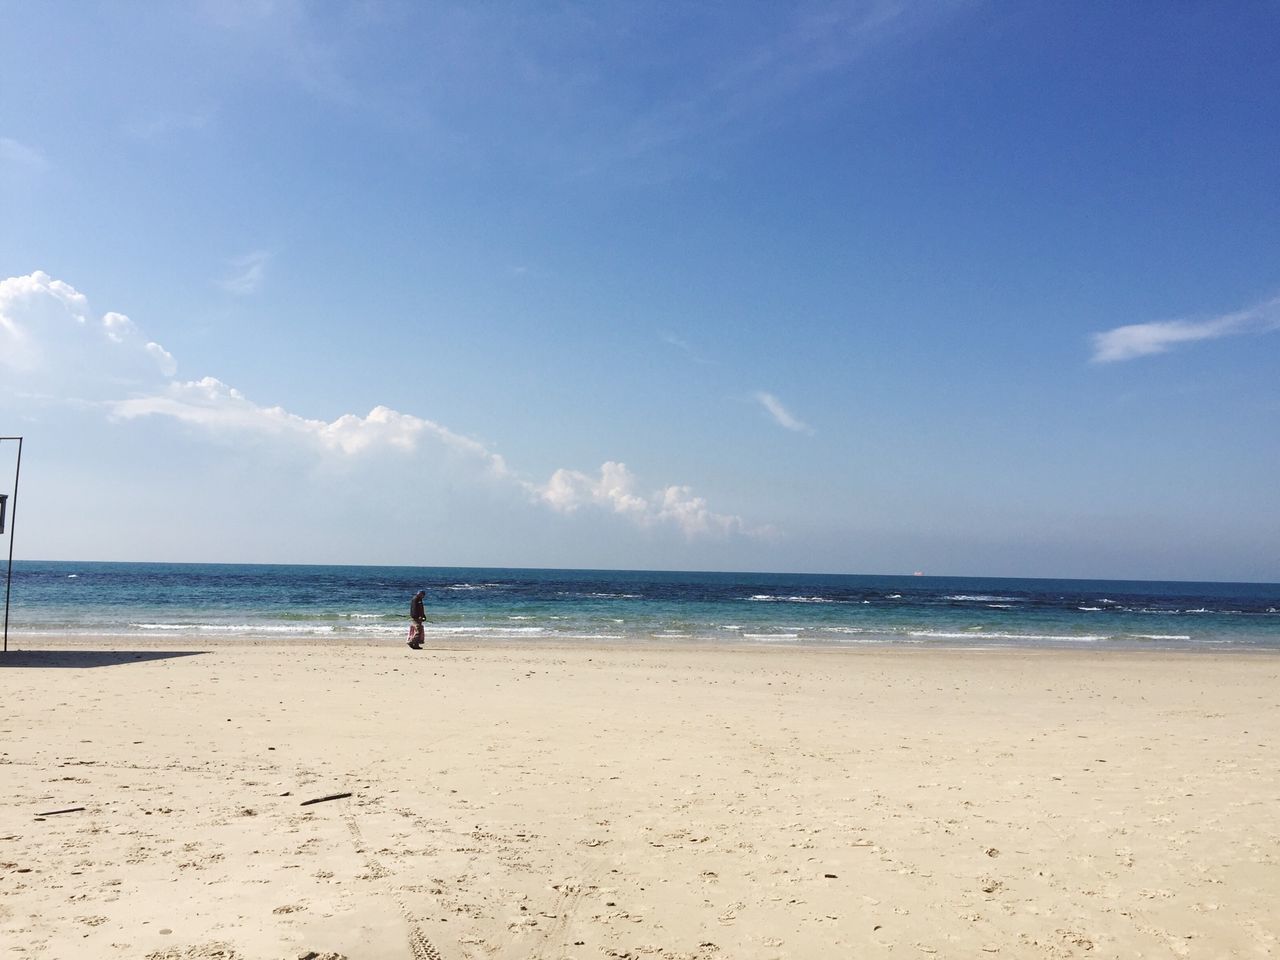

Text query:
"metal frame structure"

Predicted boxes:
[[2, 436, 22, 653]]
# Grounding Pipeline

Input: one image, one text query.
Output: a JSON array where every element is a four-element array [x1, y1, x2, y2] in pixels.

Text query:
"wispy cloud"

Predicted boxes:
[[222, 251, 271, 295], [1091, 295, 1280, 363], [199, 0, 360, 109], [0, 137, 46, 172], [660, 330, 718, 366], [3, 269, 757, 541], [177, 3, 964, 187], [660, 331, 693, 352], [580, 1, 962, 178], [755, 391, 814, 434], [123, 110, 215, 143]]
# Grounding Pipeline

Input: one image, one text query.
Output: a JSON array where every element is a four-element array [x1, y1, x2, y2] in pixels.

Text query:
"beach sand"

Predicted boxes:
[[2, 639, 1277, 959]]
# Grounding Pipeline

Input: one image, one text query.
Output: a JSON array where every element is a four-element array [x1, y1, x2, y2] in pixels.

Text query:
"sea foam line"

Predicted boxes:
[[131, 623, 337, 634]]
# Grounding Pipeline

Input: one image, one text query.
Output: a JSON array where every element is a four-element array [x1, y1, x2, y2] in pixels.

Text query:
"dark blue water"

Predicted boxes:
[[4, 561, 1279, 648]]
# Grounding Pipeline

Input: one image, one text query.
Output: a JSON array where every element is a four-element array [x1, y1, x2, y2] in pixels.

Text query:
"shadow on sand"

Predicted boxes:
[[0, 649, 207, 668]]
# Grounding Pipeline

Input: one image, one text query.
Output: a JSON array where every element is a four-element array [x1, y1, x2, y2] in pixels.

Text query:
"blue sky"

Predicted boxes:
[[2, 1, 1278, 580]]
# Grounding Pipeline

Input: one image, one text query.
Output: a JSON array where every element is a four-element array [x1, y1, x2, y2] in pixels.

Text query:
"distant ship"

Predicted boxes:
[[912, 571, 924, 577]]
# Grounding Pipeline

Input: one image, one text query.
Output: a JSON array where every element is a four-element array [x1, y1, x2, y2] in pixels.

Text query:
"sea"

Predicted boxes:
[[4, 561, 1279, 650]]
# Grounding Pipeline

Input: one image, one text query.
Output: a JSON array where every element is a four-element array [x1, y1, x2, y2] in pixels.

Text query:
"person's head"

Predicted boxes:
[[415, 590, 425, 598]]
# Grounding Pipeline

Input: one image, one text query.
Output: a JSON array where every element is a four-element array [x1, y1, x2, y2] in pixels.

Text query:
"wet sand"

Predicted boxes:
[[2, 639, 1277, 959]]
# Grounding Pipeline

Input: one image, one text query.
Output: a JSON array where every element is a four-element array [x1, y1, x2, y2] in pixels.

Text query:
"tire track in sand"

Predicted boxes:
[[343, 807, 445, 960]]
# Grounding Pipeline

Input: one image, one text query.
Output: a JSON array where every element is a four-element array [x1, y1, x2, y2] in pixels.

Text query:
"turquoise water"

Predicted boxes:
[[4, 561, 1279, 648]]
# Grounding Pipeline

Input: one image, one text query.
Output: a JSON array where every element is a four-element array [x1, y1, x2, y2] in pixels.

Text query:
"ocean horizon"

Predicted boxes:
[[6, 560, 1279, 650]]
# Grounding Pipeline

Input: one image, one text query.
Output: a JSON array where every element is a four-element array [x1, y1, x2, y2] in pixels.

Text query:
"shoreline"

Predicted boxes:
[[6, 631, 1280, 654], [4, 639, 1278, 958]]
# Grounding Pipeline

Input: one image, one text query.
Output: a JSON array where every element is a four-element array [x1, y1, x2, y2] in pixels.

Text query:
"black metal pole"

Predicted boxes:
[[3, 436, 21, 654]]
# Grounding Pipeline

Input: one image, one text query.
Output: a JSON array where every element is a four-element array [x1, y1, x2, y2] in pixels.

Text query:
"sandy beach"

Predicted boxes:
[[2, 639, 1277, 959]]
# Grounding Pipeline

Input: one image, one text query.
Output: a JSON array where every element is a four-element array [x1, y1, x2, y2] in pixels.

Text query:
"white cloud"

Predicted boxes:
[[101, 312, 137, 343], [754, 391, 813, 434], [222, 251, 271, 295], [0, 271, 174, 381], [652, 483, 745, 538], [1091, 296, 1280, 363], [0, 269, 88, 318], [112, 377, 510, 472], [539, 461, 649, 517], [3, 269, 757, 541], [536, 461, 745, 539], [145, 342, 178, 377]]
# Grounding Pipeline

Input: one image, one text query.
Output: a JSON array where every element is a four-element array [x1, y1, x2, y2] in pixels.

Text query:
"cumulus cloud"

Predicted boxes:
[[2, 269, 757, 540], [145, 342, 178, 377], [0, 270, 175, 382], [754, 391, 813, 434], [101, 312, 136, 343], [1091, 295, 1280, 363], [222, 250, 271, 295], [535, 461, 744, 539]]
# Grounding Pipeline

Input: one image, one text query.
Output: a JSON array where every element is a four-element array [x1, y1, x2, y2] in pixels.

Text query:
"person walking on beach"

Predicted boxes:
[[408, 590, 426, 649]]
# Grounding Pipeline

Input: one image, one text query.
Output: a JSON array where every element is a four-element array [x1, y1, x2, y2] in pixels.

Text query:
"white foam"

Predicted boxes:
[[746, 595, 838, 604], [946, 595, 1020, 603], [132, 622, 336, 635], [420, 625, 547, 635], [908, 629, 1109, 643]]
